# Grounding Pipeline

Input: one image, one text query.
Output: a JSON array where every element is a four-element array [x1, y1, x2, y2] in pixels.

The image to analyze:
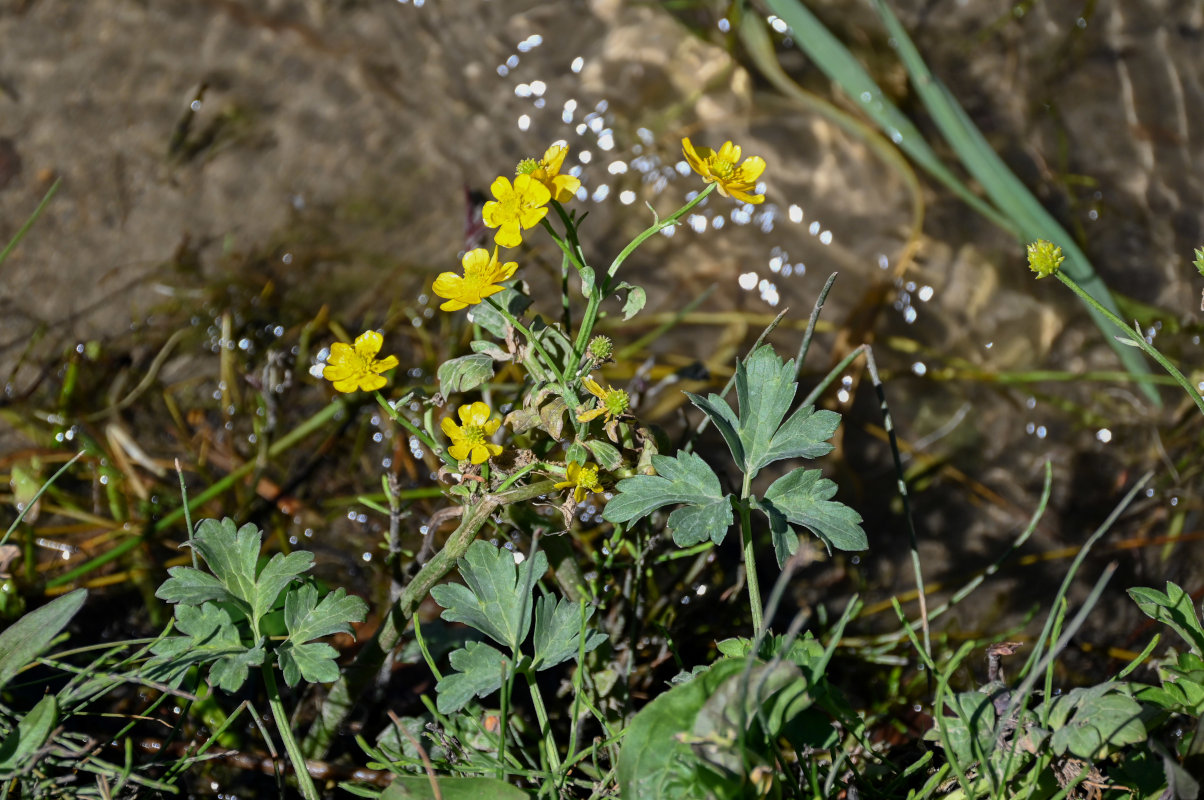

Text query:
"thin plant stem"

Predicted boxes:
[[525, 671, 563, 776], [373, 392, 456, 469], [484, 296, 564, 383], [1054, 271, 1204, 415], [261, 664, 319, 800], [738, 473, 764, 634], [572, 184, 717, 363]]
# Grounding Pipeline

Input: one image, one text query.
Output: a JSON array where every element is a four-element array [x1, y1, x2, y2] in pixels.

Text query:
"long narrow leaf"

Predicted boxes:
[[763, 0, 1158, 403], [865, 0, 1158, 403]]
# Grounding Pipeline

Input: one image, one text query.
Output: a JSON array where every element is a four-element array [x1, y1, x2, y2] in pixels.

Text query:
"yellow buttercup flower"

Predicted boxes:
[[519, 143, 581, 203], [481, 173, 551, 248], [441, 401, 503, 465], [681, 138, 766, 204], [432, 247, 519, 311], [577, 377, 630, 424], [322, 331, 398, 393], [555, 461, 604, 504]]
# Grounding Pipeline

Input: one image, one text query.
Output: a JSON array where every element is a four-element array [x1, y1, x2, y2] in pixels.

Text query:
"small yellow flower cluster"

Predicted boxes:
[[441, 401, 503, 465], [481, 143, 581, 249], [432, 248, 518, 312], [555, 461, 604, 504]]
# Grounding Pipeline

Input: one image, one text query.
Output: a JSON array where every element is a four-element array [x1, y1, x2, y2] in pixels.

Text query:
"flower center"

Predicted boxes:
[[577, 466, 601, 491], [604, 390, 629, 416], [516, 158, 538, 175], [710, 157, 737, 180], [461, 425, 487, 446]]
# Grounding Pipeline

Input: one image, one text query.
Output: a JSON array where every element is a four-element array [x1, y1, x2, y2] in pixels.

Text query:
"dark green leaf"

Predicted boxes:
[[603, 452, 732, 546], [1129, 582, 1204, 656], [147, 602, 264, 693], [283, 583, 367, 644], [1047, 686, 1147, 760], [584, 439, 622, 472], [435, 641, 511, 714], [430, 540, 547, 651], [469, 285, 530, 339], [437, 353, 495, 394], [278, 641, 340, 687], [0, 588, 86, 689], [758, 468, 866, 553], [531, 594, 606, 671], [938, 690, 996, 764], [381, 775, 530, 800], [762, 405, 839, 467], [0, 695, 56, 774]]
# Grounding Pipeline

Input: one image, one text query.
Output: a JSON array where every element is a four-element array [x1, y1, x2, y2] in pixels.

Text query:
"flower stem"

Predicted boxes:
[[524, 669, 563, 777], [373, 392, 457, 469], [737, 473, 764, 634], [571, 184, 717, 364], [484, 296, 565, 383], [261, 664, 320, 800], [1054, 272, 1204, 415]]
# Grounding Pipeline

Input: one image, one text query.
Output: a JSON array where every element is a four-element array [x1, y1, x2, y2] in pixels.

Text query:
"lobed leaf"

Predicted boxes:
[[603, 452, 732, 546], [437, 353, 495, 394], [531, 594, 607, 671], [758, 468, 866, 556], [430, 540, 547, 652], [434, 641, 511, 714], [1129, 582, 1204, 656]]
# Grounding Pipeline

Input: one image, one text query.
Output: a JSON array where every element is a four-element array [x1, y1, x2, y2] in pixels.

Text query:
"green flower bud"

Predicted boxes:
[[588, 335, 613, 361], [1027, 240, 1064, 279]]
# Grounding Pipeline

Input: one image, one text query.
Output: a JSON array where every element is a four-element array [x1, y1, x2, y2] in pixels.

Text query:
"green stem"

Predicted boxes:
[[571, 184, 717, 364], [1054, 272, 1204, 415], [737, 473, 764, 634], [524, 669, 562, 776], [373, 392, 457, 469], [484, 296, 565, 383], [261, 664, 320, 800]]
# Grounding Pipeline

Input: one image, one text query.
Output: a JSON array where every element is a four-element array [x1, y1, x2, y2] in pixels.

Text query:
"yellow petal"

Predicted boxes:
[[440, 417, 459, 437], [354, 330, 383, 358], [577, 407, 605, 423], [448, 441, 472, 461], [738, 156, 766, 182], [376, 355, 399, 372], [495, 224, 522, 248]]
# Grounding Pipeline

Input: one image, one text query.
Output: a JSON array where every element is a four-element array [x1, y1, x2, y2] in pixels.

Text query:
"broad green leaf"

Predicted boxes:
[[938, 690, 996, 765], [435, 640, 511, 714], [584, 439, 622, 472], [614, 281, 646, 321], [1047, 686, 1147, 759], [381, 775, 530, 800], [762, 405, 839, 467], [618, 658, 746, 799], [0, 588, 86, 689], [283, 583, 367, 644], [688, 346, 839, 481], [148, 602, 264, 693], [1129, 582, 1204, 656], [564, 441, 589, 467], [469, 339, 511, 361], [758, 468, 866, 553], [437, 353, 494, 394], [278, 641, 340, 686], [158, 518, 313, 625], [0, 694, 56, 774], [468, 284, 530, 339], [430, 540, 547, 652], [531, 594, 606, 671], [275, 583, 366, 686], [603, 452, 732, 547]]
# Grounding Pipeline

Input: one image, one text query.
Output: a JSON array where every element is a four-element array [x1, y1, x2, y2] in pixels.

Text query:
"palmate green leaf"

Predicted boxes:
[[938, 690, 997, 765], [757, 468, 866, 557], [430, 540, 547, 652], [276, 583, 367, 687], [1128, 582, 1204, 656], [531, 594, 607, 671], [603, 451, 732, 547], [157, 518, 313, 624], [148, 602, 265, 693], [434, 640, 512, 714], [686, 345, 839, 481]]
